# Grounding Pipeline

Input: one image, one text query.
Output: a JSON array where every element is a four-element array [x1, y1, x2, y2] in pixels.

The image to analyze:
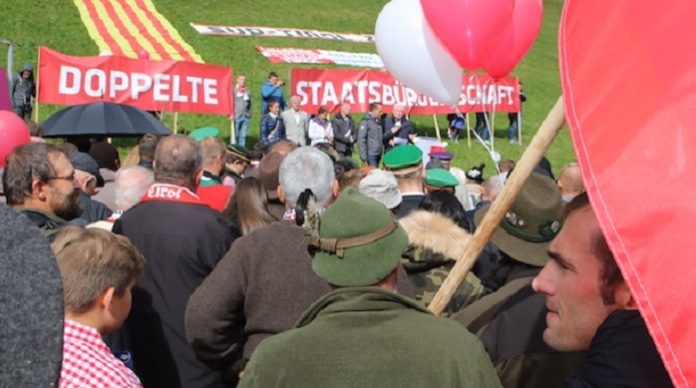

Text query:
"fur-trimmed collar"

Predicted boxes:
[[399, 210, 471, 265]]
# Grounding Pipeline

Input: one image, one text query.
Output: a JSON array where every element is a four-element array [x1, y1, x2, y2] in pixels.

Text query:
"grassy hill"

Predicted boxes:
[[1, 0, 575, 175]]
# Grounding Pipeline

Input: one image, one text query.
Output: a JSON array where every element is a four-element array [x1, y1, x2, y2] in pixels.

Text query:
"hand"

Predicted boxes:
[[388, 139, 394, 146], [391, 126, 399, 134], [276, 79, 285, 87], [408, 133, 417, 141]]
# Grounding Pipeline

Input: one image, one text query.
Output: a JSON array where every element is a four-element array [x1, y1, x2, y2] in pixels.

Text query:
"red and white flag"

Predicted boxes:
[[561, 1, 696, 386]]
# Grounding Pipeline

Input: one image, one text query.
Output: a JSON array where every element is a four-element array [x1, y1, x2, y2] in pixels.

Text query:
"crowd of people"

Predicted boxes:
[[0, 68, 674, 387]]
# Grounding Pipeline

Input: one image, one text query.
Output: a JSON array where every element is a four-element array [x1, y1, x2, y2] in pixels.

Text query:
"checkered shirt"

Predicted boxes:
[[60, 320, 142, 387]]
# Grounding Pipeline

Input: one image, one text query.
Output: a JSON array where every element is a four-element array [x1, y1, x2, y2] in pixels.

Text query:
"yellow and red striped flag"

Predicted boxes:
[[73, 0, 203, 63]]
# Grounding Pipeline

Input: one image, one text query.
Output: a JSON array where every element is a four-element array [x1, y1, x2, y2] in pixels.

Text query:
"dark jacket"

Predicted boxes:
[[358, 113, 384, 161], [11, 63, 35, 108], [75, 191, 112, 226], [394, 193, 425, 219], [454, 265, 585, 388], [331, 112, 356, 155], [566, 310, 673, 388], [383, 115, 415, 145], [260, 113, 285, 145], [185, 221, 417, 374], [113, 200, 238, 388], [240, 287, 502, 388]]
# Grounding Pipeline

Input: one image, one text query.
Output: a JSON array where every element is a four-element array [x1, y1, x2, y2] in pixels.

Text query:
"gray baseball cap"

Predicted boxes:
[[69, 152, 105, 187]]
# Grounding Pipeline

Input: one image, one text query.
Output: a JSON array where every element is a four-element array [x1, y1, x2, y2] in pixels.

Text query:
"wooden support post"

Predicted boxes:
[[433, 114, 441, 143], [466, 112, 472, 148]]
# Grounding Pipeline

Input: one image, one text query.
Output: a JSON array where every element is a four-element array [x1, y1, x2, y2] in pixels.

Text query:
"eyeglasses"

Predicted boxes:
[[46, 173, 75, 182]]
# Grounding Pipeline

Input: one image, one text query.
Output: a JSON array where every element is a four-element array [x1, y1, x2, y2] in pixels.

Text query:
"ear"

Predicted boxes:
[[195, 169, 203, 186], [613, 282, 637, 310], [98, 286, 117, 312], [277, 185, 286, 204], [331, 179, 340, 199], [31, 179, 48, 200]]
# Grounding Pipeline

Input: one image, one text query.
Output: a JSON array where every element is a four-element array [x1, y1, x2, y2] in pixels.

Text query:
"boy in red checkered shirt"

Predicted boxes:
[[51, 226, 145, 387]]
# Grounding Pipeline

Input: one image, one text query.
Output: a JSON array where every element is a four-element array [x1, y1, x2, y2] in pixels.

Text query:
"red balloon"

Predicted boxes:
[[420, 0, 514, 70], [137, 50, 150, 60], [484, 0, 543, 79], [0, 110, 30, 168]]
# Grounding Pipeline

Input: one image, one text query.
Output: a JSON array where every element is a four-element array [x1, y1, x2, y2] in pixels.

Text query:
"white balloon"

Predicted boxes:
[[375, 0, 462, 106]]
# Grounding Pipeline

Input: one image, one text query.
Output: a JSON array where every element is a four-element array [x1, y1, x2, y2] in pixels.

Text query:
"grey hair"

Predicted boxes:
[[279, 147, 335, 207], [114, 166, 154, 211]]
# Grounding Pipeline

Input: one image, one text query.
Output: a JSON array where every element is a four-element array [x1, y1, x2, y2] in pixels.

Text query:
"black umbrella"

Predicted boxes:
[[41, 101, 172, 137]]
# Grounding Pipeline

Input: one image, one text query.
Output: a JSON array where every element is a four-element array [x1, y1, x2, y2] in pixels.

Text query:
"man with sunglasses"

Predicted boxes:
[[3, 143, 82, 240]]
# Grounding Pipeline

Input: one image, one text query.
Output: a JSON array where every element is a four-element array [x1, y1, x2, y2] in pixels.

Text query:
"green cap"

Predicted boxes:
[[383, 145, 423, 172], [311, 188, 409, 287], [189, 127, 220, 141], [425, 168, 459, 188]]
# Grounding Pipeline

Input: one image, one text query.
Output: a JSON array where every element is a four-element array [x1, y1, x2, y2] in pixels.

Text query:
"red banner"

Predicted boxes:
[[38, 47, 233, 115], [290, 68, 519, 115]]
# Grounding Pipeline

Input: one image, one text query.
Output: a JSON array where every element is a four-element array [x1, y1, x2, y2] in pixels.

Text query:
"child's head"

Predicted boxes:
[[51, 226, 145, 334]]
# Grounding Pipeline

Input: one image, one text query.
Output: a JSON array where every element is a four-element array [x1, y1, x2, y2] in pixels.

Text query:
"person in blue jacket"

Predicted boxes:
[[260, 101, 286, 146], [260, 71, 286, 115]]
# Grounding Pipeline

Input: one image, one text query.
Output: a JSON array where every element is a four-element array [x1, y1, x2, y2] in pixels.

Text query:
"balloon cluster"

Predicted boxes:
[[375, 0, 543, 105]]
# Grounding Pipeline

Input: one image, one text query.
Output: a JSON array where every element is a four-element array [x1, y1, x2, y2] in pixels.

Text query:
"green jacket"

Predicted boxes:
[[239, 287, 502, 388], [18, 208, 69, 240]]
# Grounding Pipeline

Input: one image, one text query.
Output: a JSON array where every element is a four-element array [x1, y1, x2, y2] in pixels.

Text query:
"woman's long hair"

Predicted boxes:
[[224, 177, 277, 235]]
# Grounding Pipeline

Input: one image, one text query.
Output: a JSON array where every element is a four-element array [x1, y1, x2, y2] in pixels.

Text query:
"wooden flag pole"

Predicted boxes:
[[432, 114, 442, 143], [466, 112, 472, 148], [230, 117, 236, 145], [428, 96, 566, 315], [33, 47, 41, 122], [173, 112, 179, 134], [518, 111, 523, 145]]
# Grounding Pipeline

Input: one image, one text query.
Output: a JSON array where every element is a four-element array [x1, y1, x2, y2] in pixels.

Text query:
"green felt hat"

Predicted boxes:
[[425, 168, 459, 188], [383, 145, 423, 173], [312, 188, 409, 287], [189, 127, 220, 141], [226, 144, 251, 163], [474, 173, 563, 267]]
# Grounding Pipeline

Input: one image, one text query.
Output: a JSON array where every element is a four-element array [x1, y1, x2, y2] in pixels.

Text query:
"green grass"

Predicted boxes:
[[0, 0, 575, 176]]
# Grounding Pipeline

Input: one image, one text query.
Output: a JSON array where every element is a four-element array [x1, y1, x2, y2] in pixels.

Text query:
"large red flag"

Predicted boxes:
[[560, 1, 696, 386]]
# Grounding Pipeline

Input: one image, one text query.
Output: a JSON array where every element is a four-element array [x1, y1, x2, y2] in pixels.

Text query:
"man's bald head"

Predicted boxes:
[[558, 163, 584, 198], [153, 135, 202, 189], [200, 137, 227, 176]]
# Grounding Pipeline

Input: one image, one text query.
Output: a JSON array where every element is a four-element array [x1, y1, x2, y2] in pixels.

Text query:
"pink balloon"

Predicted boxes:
[[484, 0, 543, 79], [137, 50, 150, 60], [420, 0, 515, 70], [0, 111, 30, 168]]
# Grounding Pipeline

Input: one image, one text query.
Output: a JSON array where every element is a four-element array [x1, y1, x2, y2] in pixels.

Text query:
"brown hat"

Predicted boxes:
[[474, 173, 563, 267], [249, 152, 285, 200]]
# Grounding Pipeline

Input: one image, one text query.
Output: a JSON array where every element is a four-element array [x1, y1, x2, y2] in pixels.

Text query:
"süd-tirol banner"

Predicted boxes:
[[291, 68, 520, 115], [38, 47, 233, 115], [191, 23, 374, 43], [257, 46, 384, 68]]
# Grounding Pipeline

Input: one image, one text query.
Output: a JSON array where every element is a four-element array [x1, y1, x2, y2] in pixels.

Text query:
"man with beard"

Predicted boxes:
[[3, 143, 82, 240]]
